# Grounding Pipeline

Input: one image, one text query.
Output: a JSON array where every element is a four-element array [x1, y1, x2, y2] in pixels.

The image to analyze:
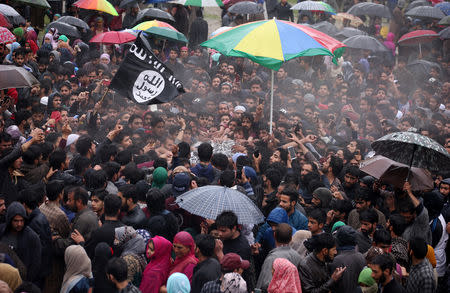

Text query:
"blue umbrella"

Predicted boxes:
[[435, 2, 450, 16], [175, 186, 265, 224]]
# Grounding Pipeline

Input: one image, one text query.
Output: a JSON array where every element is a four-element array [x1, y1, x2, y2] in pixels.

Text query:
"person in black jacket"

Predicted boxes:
[[118, 184, 146, 229], [191, 234, 221, 293], [48, 150, 83, 186], [0, 202, 42, 283], [189, 10, 208, 49], [18, 188, 52, 288], [275, 0, 294, 21]]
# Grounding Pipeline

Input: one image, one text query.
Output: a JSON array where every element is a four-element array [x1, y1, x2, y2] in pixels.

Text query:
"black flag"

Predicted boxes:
[[110, 33, 184, 105]]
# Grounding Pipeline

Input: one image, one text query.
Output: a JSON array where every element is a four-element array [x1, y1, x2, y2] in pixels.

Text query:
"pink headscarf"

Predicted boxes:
[[140, 236, 173, 293], [268, 258, 302, 293], [169, 232, 198, 281], [384, 32, 396, 56]]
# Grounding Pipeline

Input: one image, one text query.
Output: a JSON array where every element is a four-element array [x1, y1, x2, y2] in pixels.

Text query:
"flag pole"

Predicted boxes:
[[269, 69, 274, 135]]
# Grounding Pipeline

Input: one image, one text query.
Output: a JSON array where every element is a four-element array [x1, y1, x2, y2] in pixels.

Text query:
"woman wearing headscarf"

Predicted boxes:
[[60, 245, 93, 293], [92, 242, 115, 293], [290, 230, 312, 258], [4, 42, 20, 64], [114, 226, 147, 286], [152, 167, 168, 189], [12, 27, 24, 43], [140, 236, 173, 293], [267, 258, 302, 293], [169, 231, 198, 282], [167, 273, 191, 293]]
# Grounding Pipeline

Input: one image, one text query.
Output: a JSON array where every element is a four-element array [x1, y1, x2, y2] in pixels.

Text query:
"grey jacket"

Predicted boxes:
[[256, 246, 301, 291]]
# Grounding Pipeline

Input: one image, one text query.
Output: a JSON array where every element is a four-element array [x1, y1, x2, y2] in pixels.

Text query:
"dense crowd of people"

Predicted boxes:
[[0, 0, 449, 292]]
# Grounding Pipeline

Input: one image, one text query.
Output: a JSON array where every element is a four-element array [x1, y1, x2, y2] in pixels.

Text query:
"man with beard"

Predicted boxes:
[[342, 165, 360, 203], [356, 208, 378, 253], [31, 106, 45, 128], [368, 254, 405, 293], [406, 237, 436, 293], [261, 168, 282, 217], [278, 188, 308, 230], [14, 110, 32, 140], [348, 188, 386, 230], [298, 232, 346, 293], [321, 155, 343, 190], [117, 184, 146, 229], [54, 187, 99, 254]]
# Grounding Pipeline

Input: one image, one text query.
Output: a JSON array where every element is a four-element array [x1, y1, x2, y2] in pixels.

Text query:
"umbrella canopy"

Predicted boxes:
[[144, 26, 187, 42], [132, 20, 177, 31], [406, 0, 431, 11], [311, 21, 339, 36], [0, 27, 15, 44], [229, 1, 264, 14], [210, 26, 232, 38], [73, 0, 119, 16], [332, 12, 364, 27], [342, 35, 389, 52], [170, 0, 223, 7], [135, 8, 175, 23], [360, 155, 433, 191], [398, 30, 440, 46], [439, 15, 450, 25], [347, 2, 392, 18], [407, 59, 441, 80], [372, 131, 450, 172], [335, 27, 367, 40], [90, 30, 136, 44], [201, 19, 346, 71], [56, 16, 90, 30], [119, 0, 139, 8], [435, 2, 450, 15], [406, 6, 445, 20], [291, 1, 336, 14], [47, 21, 81, 39], [0, 65, 39, 90], [440, 26, 450, 39], [175, 186, 264, 225], [12, 0, 50, 8], [0, 14, 11, 28], [0, 4, 25, 25]]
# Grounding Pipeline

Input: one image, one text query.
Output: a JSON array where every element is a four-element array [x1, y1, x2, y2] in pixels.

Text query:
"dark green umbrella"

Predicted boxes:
[[372, 131, 450, 172], [144, 26, 188, 43]]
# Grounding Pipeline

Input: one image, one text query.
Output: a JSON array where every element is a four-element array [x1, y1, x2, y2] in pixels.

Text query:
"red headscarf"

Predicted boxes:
[[27, 40, 38, 54], [169, 231, 198, 281], [140, 236, 173, 293], [268, 258, 302, 293]]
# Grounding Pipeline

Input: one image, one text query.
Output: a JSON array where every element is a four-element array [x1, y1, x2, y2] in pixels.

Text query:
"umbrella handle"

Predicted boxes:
[[406, 144, 417, 182]]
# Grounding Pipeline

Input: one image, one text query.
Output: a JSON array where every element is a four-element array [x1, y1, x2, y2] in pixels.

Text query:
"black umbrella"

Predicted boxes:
[[342, 35, 389, 52], [119, 0, 139, 9], [311, 21, 339, 36], [0, 4, 25, 25], [228, 1, 264, 15], [407, 59, 441, 81], [47, 21, 81, 38], [335, 27, 367, 40], [406, 6, 445, 20], [372, 131, 450, 172], [440, 27, 450, 39], [56, 16, 90, 30], [135, 8, 175, 24], [347, 2, 392, 19], [406, 0, 431, 11], [0, 65, 39, 90]]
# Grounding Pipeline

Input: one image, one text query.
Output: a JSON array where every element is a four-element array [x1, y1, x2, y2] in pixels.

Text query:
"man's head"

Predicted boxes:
[[198, 142, 213, 163], [398, 198, 417, 224], [373, 229, 391, 253], [66, 187, 89, 213], [309, 232, 337, 262], [46, 180, 65, 202], [195, 234, 216, 258], [90, 189, 107, 215], [104, 194, 122, 218], [387, 213, 407, 238], [368, 254, 395, 286], [275, 223, 293, 245], [6, 202, 27, 233], [117, 184, 137, 212], [408, 237, 428, 262], [106, 257, 128, 286], [215, 211, 239, 241], [279, 188, 298, 214], [331, 200, 353, 222], [439, 179, 450, 197], [308, 208, 326, 235], [344, 165, 360, 188], [311, 187, 332, 209], [355, 188, 372, 212], [359, 208, 378, 236]]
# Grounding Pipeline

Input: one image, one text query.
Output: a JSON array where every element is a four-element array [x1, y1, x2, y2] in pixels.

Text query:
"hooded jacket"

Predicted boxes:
[[0, 202, 41, 282], [191, 163, 215, 183], [255, 207, 296, 249], [27, 207, 53, 278]]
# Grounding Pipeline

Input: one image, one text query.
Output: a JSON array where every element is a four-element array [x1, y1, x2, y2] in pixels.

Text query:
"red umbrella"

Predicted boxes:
[[89, 31, 136, 44], [398, 29, 439, 55], [0, 27, 15, 44], [0, 13, 11, 28], [398, 29, 440, 45]]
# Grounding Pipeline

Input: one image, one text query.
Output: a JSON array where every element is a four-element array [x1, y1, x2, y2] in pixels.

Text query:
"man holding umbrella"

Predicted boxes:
[[399, 181, 432, 244]]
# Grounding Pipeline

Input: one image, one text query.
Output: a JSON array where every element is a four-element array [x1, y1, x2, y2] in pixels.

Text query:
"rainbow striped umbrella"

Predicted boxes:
[[202, 18, 345, 133], [132, 20, 177, 31], [73, 0, 118, 16]]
